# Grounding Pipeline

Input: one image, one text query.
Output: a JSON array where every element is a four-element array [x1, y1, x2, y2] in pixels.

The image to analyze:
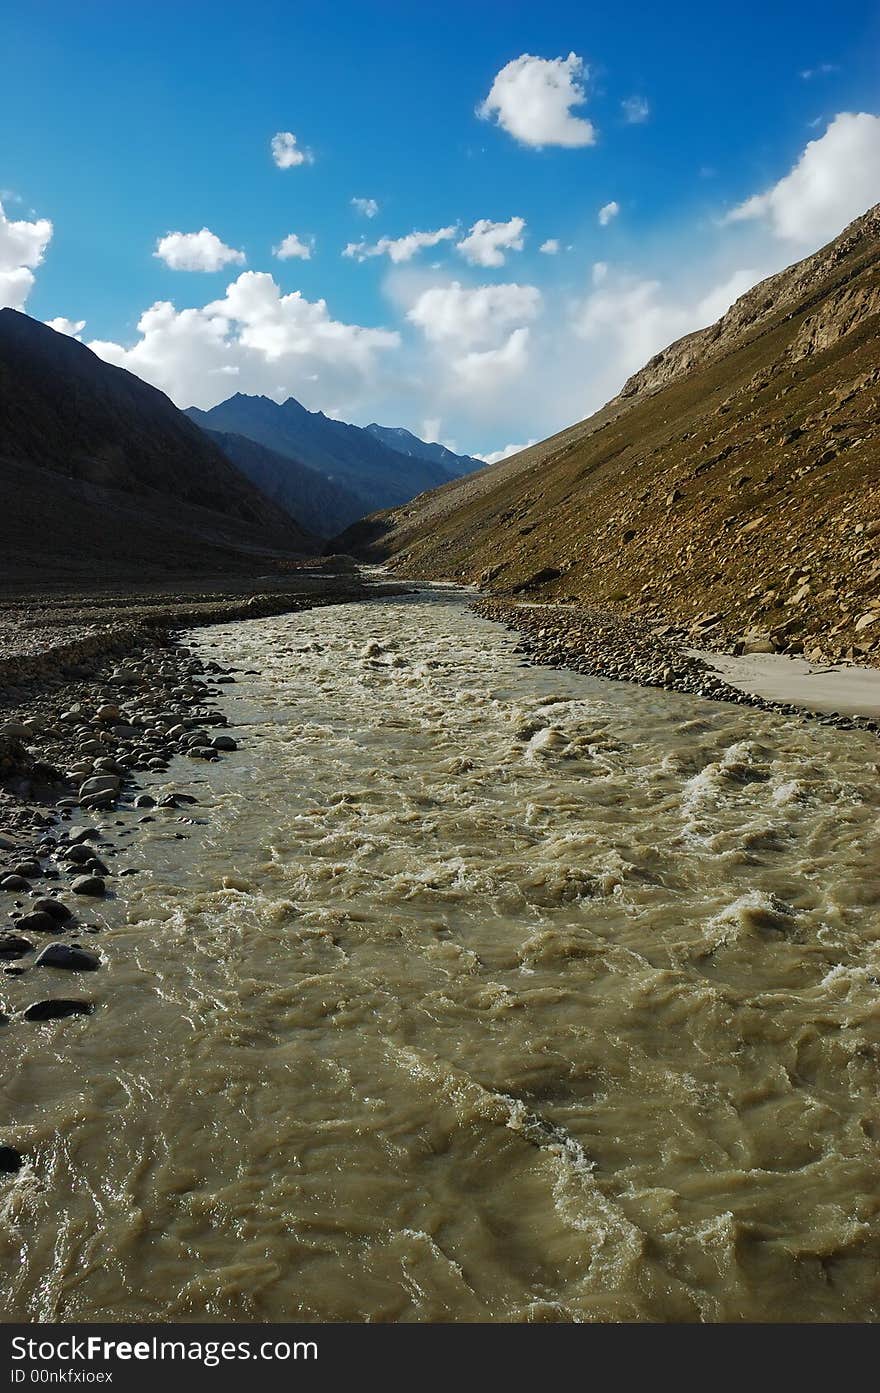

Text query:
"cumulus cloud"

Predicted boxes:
[[598, 201, 620, 226], [405, 280, 542, 347], [452, 327, 531, 392], [351, 196, 379, 218], [571, 263, 764, 392], [477, 52, 596, 148], [270, 131, 314, 168], [621, 96, 650, 124], [0, 198, 53, 309], [44, 317, 86, 338], [343, 226, 458, 263], [539, 238, 560, 255], [456, 216, 525, 268], [273, 232, 313, 261], [723, 113, 880, 248], [476, 438, 537, 464], [154, 228, 245, 272], [89, 271, 399, 409]]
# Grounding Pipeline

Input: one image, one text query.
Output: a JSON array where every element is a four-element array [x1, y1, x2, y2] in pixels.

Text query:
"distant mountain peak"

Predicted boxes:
[[183, 393, 483, 535]]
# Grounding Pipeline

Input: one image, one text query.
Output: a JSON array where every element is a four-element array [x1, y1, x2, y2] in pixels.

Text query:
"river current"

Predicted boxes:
[[2, 587, 879, 1322]]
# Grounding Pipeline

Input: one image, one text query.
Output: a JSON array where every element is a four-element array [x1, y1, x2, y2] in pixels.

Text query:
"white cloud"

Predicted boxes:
[[724, 112, 880, 248], [476, 438, 537, 464], [477, 52, 596, 149], [270, 131, 314, 169], [343, 226, 457, 264], [89, 271, 399, 410], [539, 238, 560, 255], [154, 228, 245, 272], [45, 316, 86, 338], [571, 263, 765, 396], [406, 280, 542, 347], [0, 268, 36, 310], [694, 268, 761, 324], [0, 198, 52, 309], [452, 327, 531, 391], [456, 216, 525, 267], [598, 201, 620, 226], [351, 196, 379, 218], [621, 96, 650, 124], [273, 232, 313, 261], [591, 260, 608, 284]]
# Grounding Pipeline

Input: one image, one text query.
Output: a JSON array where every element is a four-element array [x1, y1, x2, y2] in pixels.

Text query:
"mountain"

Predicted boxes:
[[185, 394, 480, 532], [364, 423, 481, 477], [333, 206, 880, 665], [0, 309, 315, 583], [200, 428, 366, 539]]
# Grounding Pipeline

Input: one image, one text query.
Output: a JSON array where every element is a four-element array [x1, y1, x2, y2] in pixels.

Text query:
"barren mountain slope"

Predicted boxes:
[[336, 207, 880, 665], [0, 311, 315, 581]]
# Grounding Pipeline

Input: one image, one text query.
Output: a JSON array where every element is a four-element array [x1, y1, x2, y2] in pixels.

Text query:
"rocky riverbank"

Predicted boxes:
[[473, 597, 880, 736], [0, 564, 404, 1172]]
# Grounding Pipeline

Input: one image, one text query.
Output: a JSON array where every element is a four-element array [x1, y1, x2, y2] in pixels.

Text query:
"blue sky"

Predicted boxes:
[[2, 1, 879, 457]]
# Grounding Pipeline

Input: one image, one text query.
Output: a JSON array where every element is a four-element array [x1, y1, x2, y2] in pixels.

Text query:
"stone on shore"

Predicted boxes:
[[79, 775, 120, 798], [0, 874, 31, 891]]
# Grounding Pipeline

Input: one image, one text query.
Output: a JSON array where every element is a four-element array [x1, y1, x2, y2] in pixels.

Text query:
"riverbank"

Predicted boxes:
[[472, 597, 880, 736], [0, 563, 405, 1121]]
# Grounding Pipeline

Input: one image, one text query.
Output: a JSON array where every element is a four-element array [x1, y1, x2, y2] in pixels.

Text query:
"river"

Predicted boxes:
[[2, 586, 879, 1322]]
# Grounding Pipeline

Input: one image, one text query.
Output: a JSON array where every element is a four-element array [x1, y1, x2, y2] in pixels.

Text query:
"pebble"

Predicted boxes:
[[79, 775, 120, 798], [64, 844, 93, 864], [15, 911, 60, 935], [0, 875, 31, 892], [24, 999, 94, 1022], [68, 828, 101, 845], [32, 897, 72, 920], [0, 934, 34, 959], [35, 943, 101, 971], [12, 861, 41, 878], [70, 875, 106, 897]]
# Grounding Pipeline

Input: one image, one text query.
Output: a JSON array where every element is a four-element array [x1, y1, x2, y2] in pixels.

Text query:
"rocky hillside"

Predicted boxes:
[[186, 393, 480, 530], [0, 310, 315, 583], [337, 206, 880, 666]]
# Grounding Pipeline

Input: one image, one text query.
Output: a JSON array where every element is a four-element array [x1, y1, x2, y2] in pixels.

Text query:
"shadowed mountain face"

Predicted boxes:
[[0, 310, 315, 582], [186, 394, 481, 532], [334, 206, 880, 664], [200, 428, 367, 540]]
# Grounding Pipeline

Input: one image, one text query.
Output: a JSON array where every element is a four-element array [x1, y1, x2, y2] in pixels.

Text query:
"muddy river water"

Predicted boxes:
[[2, 587, 879, 1322]]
